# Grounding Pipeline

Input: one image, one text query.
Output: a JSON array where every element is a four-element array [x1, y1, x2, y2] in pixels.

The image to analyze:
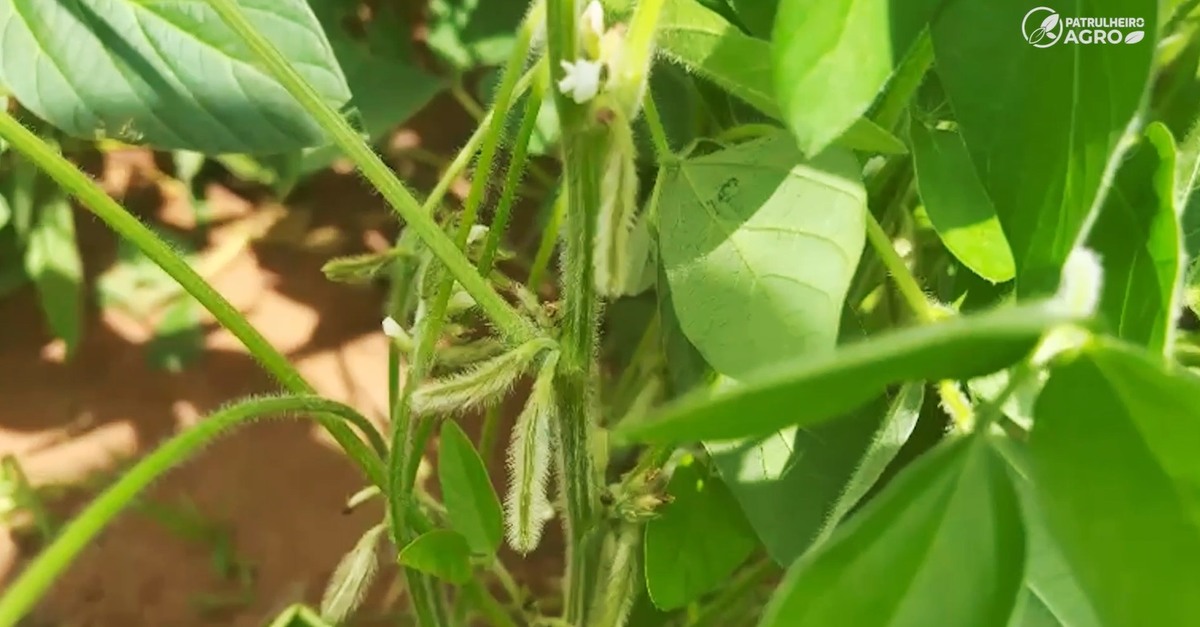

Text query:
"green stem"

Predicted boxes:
[[641, 94, 673, 162], [864, 212, 933, 323], [529, 190, 566, 289], [556, 85, 606, 627], [479, 85, 546, 276], [463, 579, 521, 627], [205, 0, 533, 344], [0, 112, 389, 465], [0, 395, 387, 626]]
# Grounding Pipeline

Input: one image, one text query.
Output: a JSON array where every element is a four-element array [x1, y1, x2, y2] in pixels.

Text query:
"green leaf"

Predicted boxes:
[[728, 0, 778, 37], [1086, 122, 1185, 357], [816, 381, 925, 542], [146, 298, 203, 373], [910, 117, 1015, 283], [426, 0, 526, 72], [438, 421, 504, 557], [613, 302, 1077, 445], [836, 118, 908, 155], [658, 131, 866, 379], [0, 0, 351, 154], [931, 0, 1158, 296], [656, 0, 886, 152], [772, 0, 940, 155], [992, 437, 1101, 627], [707, 382, 923, 565], [397, 529, 473, 585], [1030, 338, 1200, 627], [759, 434, 1025, 627], [309, 0, 442, 139], [643, 453, 758, 609], [25, 191, 83, 357]]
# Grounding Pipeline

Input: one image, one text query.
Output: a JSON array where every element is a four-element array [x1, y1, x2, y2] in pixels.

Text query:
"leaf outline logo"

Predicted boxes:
[[1022, 7, 1063, 48]]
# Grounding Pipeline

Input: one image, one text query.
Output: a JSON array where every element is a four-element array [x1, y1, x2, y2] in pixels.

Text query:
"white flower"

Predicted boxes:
[[558, 59, 604, 104], [581, 0, 605, 40], [381, 316, 403, 339]]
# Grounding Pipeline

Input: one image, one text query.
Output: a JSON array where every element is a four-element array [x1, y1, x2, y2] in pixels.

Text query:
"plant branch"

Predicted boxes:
[[864, 212, 934, 323], [641, 93, 673, 162], [0, 395, 387, 626], [0, 111, 389, 467], [205, 0, 534, 344]]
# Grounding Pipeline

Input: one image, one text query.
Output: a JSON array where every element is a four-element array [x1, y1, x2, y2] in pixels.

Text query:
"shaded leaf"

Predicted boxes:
[[644, 453, 757, 609], [438, 421, 504, 557], [0, 0, 351, 153], [427, 0, 526, 72], [25, 191, 83, 357], [707, 383, 922, 565], [1086, 122, 1185, 357], [308, 0, 442, 159], [932, 0, 1158, 295], [397, 529, 473, 585], [992, 437, 1102, 627], [759, 434, 1025, 627], [146, 298, 203, 373], [1030, 338, 1200, 627]]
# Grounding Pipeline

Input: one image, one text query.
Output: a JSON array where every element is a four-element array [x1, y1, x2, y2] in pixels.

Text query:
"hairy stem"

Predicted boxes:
[[641, 94, 673, 162], [205, 0, 534, 344], [864, 212, 934, 323], [0, 112, 389, 466], [0, 395, 386, 625], [529, 189, 567, 289], [479, 84, 546, 276]]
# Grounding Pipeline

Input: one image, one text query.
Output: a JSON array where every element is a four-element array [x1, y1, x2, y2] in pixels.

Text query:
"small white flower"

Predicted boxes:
[[381, 316, 403, 339], [559, 59, 604, 104], [581, 0, 605, 39]]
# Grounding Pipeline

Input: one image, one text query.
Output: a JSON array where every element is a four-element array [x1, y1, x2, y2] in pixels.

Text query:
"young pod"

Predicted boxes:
[[505, 352, 560, 554]]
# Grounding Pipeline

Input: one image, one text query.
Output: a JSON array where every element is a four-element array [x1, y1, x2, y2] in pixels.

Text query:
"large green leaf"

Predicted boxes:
[[910, 117, 1015, 283], [931, 0, 1158, 296], [707, 383, 924, 565], [643, 453, 758, 609], [1030, 339, 1200, 627], [993, 437, 1102, 627], [1085, 122, 1184, 357], [437, 421, 504, 557], [656, 0, 896, 152], [0, 0, 350, 154], [614, 302, 1077, 445], [772, 0, 941, 155], [25, 190, 83, 357], [759, 433, 1025, 627], [658, 131, 866, 379]]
